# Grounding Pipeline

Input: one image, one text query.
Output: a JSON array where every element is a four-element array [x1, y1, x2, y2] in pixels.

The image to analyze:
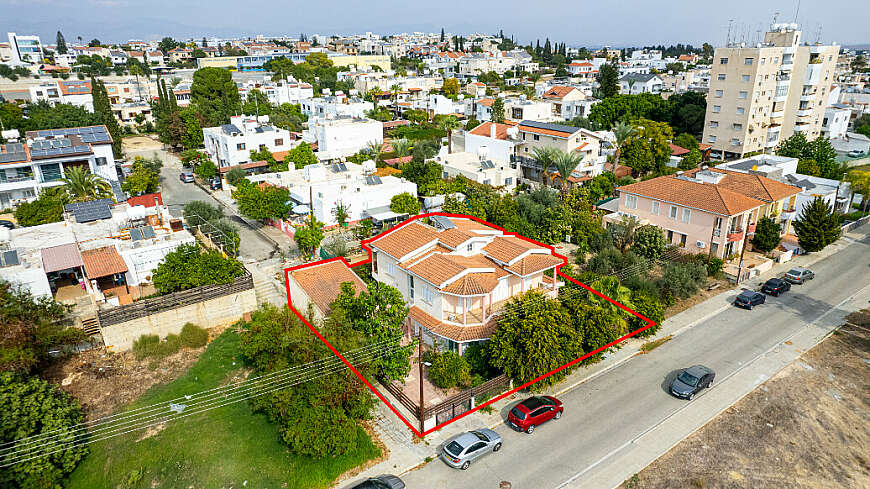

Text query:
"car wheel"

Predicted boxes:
[[554, 410, 562, 420], [688, 392, 695, 400], [526, 424, 535, 434], [707, 380, 713, 388], [493, 442, 502, 452], [461, 461, 470, 470]]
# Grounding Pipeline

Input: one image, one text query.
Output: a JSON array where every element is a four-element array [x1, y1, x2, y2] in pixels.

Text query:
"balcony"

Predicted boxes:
[[770, 110, 785, 119], [796, 108, 813, 117], [727, 229, 745, 242], [747, 222, 757, 234], [781, 208, 797, 221], [800, 92, 816, 102], [780, 62, 794, 71], [0, 175, 36, 191]]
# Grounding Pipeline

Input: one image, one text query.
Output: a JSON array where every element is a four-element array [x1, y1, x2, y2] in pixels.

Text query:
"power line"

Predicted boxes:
[[0, 340, 408, 467]]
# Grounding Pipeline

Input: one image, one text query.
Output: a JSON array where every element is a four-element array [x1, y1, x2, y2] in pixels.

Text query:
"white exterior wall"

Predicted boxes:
[[309, 118, 383, 160], [300, 98, 373, 119], [311, 176, 417, 226], [203, 121, 294, 168], [464, 133, 515, 163], [120, 234, 196, 286], [822, 107, 850, 139]]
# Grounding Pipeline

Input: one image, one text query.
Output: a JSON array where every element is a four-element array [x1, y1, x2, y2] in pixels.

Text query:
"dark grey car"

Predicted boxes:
[[347, 475, 405, 489], [441, 429, 502, 470], [671, 365, 715, 400]]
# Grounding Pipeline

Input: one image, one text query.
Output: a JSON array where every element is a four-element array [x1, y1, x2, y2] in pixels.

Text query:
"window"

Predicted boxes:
[[742, 74, 750, 82], [95, 157, 107, 166], [760, 58, 766, 64], [669, 205, 679, 219], [533, 134, 540, 141], [625, 194, 637, 209], [720, 57, 728, 64], [708, 135, 717, 143], [736, 107, 745, 115], [274, 138, 283, 146], [731, 138, 740, 145], [681, 208, 691, 223], [420, 283, 434, 304], [505, 177, 513, 186], [408, 275, 415, 300], [467, 243, 474, 252], [712, 105, 721, 113], [710, 121, 719, 128], [651, 201, 660, 215], [717, 74, 726, 81], [744, 57, 753, 65], [483, 179, 491, 185], [733, 123, 742, 130], [739, 91, 748, 99], [385, 261, 396, 277], [714, 89, 723, 97], [236, 143, 246, 150]]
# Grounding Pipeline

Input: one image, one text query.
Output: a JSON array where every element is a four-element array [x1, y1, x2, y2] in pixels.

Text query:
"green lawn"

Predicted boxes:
[[66, 330, 381, 489]]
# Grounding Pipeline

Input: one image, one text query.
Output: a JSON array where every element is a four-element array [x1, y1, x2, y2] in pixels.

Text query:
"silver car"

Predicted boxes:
[[440, 429, 502, 470], [783, 266, 814, 284]]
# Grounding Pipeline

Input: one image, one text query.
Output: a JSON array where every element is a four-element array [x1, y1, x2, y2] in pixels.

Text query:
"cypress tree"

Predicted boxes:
[[792, 196, 841, 252], [440, 28, 445, 43], [91, 76, 122, 158], [56, 31, 68, 55]]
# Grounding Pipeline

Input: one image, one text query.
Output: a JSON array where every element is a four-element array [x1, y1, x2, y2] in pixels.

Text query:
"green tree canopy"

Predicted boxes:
[[191, 67, 241, 126], [13, 187, 68, 227], [751, 216, 782, 252], [596, 63, 619, 98], [389, 192, 421, 215], [294, 215, 325, 257], [793, 196, 841, 252], [285, 142, 318, 169], [151, 244, 244, 294], [232, 181, 289, 221], [61, 166, 113, 203], [632, 225, 668, 259], [490, 98, 505, 123]]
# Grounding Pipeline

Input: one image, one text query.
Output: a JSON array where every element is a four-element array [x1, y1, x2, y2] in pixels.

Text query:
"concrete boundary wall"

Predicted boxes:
[[101, 289, 257, 351]]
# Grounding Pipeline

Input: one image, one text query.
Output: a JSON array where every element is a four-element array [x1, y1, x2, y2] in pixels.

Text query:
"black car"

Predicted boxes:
[[761, 278, 791, 296], [734, 290, 765, 309], [670, 365, 715, 400], [347, 475, 405, 489], [0, 220, 14, 230], [209, 177, 222, 190]]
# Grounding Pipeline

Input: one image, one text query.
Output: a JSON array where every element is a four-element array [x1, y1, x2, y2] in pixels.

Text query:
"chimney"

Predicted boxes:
[[490, 122, 496, 139]]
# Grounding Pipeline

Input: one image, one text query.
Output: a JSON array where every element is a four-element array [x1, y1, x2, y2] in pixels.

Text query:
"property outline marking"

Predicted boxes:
[[284, 212, 655, 437]]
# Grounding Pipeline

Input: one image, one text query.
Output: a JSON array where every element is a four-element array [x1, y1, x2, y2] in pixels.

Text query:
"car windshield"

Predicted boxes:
[[677, 371, 700, 387], [737, 292, 752, 300], [471, 431, 488, 442], [510, 407, 527, 420], [445, 441, 464, 457]]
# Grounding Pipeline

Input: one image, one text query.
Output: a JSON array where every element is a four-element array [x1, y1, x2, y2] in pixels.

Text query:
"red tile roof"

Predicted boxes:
[[81, 246, 129, 279], [670, 143, 690, 156], [542, 86, 577, 100], [468, 121, 516, 140], [126, 192, 163, 208], [41, 243, 83, 273], [409, 306, 498, 342], [682, 168, 801, 203], [290, 260, 366, 316], [618, 176, 765, 216]]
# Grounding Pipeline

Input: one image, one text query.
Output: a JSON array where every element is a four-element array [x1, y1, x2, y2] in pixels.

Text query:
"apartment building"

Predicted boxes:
[[703, 24, 840, 159], [303, 116, 383, 160], [0, 126, 120, 208], [300, 95, 373, 119], [202, 115, 294, 169], [610, 167, 801, 258], [29, 80, 94, 111], [6, 32, 43, 64], [367, 215, 564, 353], [514, 120, 606, 182], [436, 151, 521, 191], [464, 122, 519, 162]]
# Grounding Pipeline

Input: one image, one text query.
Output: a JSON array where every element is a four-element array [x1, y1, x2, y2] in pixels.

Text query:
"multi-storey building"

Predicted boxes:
[[202, 115, 294, 169], [702, 24, 840, 159], [303, 116, 383, 160], [6, 32, 43, 64], [0, 126, 120, 208]]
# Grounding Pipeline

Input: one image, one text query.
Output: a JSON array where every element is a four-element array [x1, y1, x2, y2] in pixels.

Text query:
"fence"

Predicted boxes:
[[379, 373, 511, 424], [381, 379, 422, 418], [97, 271, 253, 327], [841, 215, 870, 234]]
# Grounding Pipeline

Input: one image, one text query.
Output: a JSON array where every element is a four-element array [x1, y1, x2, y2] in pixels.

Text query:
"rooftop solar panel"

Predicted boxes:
[[64, 199, 113, 223]]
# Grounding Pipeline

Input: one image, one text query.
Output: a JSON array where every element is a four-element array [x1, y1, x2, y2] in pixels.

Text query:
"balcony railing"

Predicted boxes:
[[747, 222, 757, 234], [0, 175, 35, 184], [727, 229, 745, 242]]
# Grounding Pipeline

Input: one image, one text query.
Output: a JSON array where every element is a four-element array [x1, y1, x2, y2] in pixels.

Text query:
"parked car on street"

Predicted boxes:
[[734, 290, 765, 309], [761, 277, 791, 296], [670, 365, 715, 400], [0, 220, 14, 230], [847, 150, 865, 158], [180, 171, 195, 183], [507, 395, 564, 434], [209, 176, 222, 190], [347, 475, 405, 489], [783, 267, 814, 284], [441, 429, 502, 470]]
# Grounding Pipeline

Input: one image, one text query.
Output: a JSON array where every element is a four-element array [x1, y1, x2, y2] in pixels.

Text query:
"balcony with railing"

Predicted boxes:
[[0, 174, 36, 190], [747, 222, 757, 234], [727, 228, 745, 242], [780, 207, 797, 221]]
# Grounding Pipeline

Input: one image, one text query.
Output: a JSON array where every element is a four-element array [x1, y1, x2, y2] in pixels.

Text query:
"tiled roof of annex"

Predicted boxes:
[[368, 217, 561, 294]]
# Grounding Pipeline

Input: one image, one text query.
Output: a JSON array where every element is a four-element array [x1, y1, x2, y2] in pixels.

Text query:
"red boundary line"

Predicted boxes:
[[283, 212, 656, 437]]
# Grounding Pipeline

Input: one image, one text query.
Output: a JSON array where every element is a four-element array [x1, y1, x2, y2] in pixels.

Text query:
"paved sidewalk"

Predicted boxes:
[[338, 229, 863, 487]]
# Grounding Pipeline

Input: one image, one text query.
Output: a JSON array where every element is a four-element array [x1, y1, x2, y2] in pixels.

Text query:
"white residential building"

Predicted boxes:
[[300, 96, 373, 119], [822, 105, 851, 139], [202, 115, 295, 169], [0, 126, 120, 208], [6, 32, 43, 65], [464, 122, 519, 163], [619, 73, 664, 94], [28, 80, 94, 111], [304, 117, 382, 160], [436, 151, 520, 191]]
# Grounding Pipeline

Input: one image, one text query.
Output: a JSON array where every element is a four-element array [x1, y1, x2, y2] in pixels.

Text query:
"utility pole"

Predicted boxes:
[[418, 324, 424, 435]]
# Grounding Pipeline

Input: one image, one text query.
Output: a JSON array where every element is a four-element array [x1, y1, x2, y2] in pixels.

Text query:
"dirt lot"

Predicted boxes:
[[665, 277, 736, 319], [43, 324, 231, 421], [121, 135, 163, 153], [623, 310, 870, 489]]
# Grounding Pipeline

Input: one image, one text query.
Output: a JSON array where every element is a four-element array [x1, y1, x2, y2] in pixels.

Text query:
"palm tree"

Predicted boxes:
[[392, 138, 411, 158], [531, 147, 558, 185], [437, 115, 461, 152], [364, 139, 382, 163], [611, 121, 636, 171], [61, 166, 113, 202], [552, 150, 584, 194], [390, 83, 402, 105], [128, 62, 144, 100]]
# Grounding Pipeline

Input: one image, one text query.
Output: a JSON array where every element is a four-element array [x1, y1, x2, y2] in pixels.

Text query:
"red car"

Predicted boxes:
[[507, 396, 564, 434]]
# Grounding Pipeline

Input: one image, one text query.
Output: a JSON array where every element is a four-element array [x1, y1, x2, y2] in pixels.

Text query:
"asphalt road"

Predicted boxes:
[[129, 147, 278, 261], [401, 227, 870, 489]]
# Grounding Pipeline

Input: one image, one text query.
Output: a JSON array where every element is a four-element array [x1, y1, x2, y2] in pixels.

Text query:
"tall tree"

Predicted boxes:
[[552, 150, 584, 194], [91, 77, 122, 157], [611, 121, 636, 169], [191, 67, 241, 126], [440, 28, 445, 43], [596, 63, 620, 98], [752, 216, 782, 252], [490, 98, 505, 123], [793, 197, 841, 252], [55, 31, 68, 55], [60, 166, 113, 202]]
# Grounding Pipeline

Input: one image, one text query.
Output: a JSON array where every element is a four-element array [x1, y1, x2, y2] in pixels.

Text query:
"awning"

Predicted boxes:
[[367, 210, 406, 224], [41, 243, 83, 273], [291, 204, 310, 214], [81, 246, 129, 279]]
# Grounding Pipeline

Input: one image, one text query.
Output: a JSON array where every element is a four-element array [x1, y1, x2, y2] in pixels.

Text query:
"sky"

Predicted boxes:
[[2, 0, 868, 48]]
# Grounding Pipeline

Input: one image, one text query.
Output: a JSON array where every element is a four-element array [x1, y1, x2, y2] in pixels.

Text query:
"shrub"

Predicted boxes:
[[623, 275, 660, 299], [464, 343, 499, 379], [226, 167, 246, 186], [428, 351, 472, 389], [657, 261, 706, 299], [706, 257, 724, 276], [628, 290, 664, 337], [589, 231, 614, 253], [180, 323, 209, 348], [183, 201, 223, 227], [585, 246, 624, 275], [632, 225, 667, 260], [158, 334, 183, 357], [132, 334, 160, 360]]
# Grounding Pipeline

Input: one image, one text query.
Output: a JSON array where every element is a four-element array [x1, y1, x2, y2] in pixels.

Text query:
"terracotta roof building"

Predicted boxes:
[[288, 260, 367, 321], [365, 215, 564, 354]]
